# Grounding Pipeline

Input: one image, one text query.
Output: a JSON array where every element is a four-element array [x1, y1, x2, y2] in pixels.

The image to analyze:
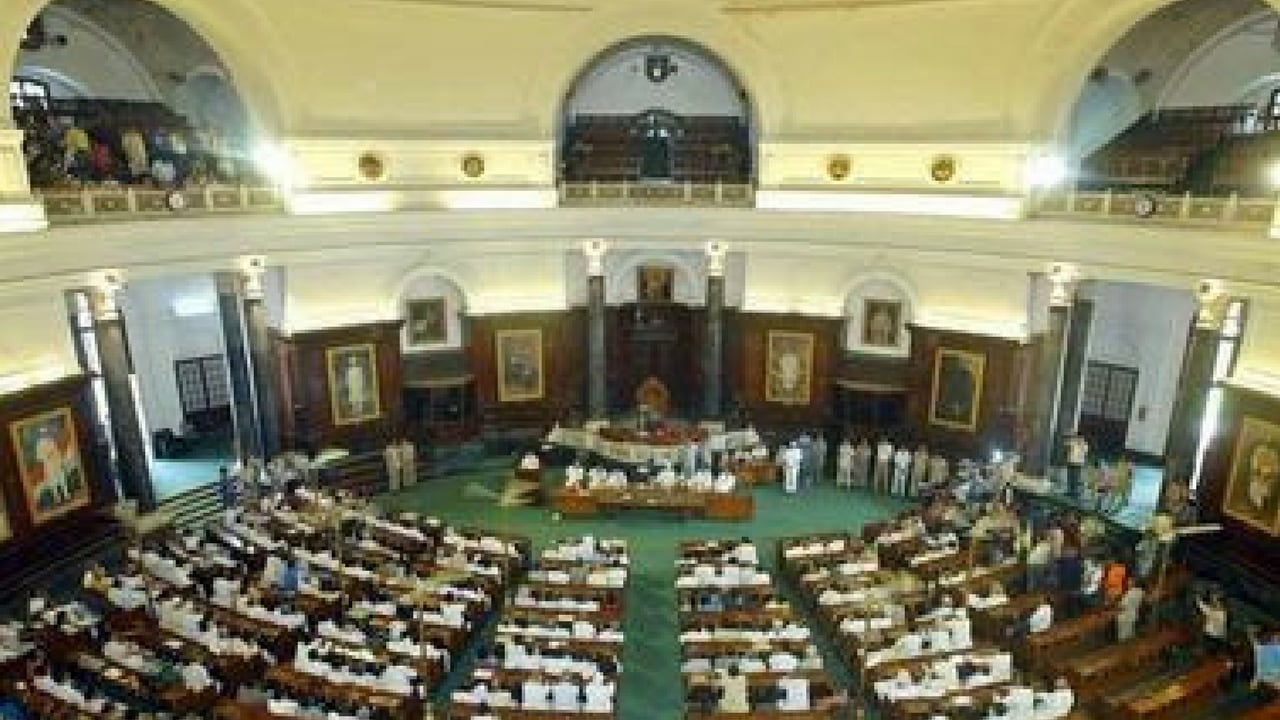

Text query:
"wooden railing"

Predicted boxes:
[[559, 180, 754, 207], [1033, 189, 1277, 225], [37, 184, 283, 223]]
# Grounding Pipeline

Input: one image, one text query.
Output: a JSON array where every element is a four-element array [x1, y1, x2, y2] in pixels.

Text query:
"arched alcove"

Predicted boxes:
[[560, 37, 753, 185], [9, 0, 255, 189], [842, 273, 917, 358], [396, 272, 470, 352]]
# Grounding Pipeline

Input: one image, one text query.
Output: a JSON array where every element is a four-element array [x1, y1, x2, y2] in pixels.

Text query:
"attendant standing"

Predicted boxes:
[[812, 433, 828, 485], [874, 439, 893, 493], [892, 445, 911, 496], [400, 439, 417, 488], [781, 443, 803, 494], [911, 445, 930, 496], [384, 442, 403, 492], [836, 438, 854, 488], [854, 439, 872, 487]]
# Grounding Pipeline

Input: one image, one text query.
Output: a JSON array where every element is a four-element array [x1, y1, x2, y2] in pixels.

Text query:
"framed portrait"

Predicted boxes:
[[326, 343, 382, 426], [496, 328, 544, 403], [765, 331, 814, 405], [637, 266, 674, 304], [0, 491, 9, 543], [406, 298, 448, 347], [929, 347, 985, 432], [862, 299, 902, 348], [9, 407, 89, 526], [1222, 416, 1280, 534]]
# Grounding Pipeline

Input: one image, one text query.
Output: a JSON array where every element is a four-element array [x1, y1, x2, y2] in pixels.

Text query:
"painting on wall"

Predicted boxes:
[[496, 329, 544, 403], [10, 407, 89, 526], [326, 343, 382, 425], [929, 347, 985, 432], [0, 488, 11, 543], [637, 266, 674, 304], [1222, 416, 1280, 534], [862, 299, 902, 348], [406, 298, 448, 346], [765, 331, 814, 405]]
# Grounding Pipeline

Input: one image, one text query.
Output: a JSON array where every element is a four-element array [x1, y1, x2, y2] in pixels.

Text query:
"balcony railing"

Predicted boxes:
[[559, 181, 754, 207], [37, 185, 282, 223], [1033, 189, 1277, 226]]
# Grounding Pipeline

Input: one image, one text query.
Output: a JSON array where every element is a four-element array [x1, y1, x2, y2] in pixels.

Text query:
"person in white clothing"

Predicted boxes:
[[384, 442, 403, 492], [1027, 601, 1053, 635], [777, 675, 810, 711], [521, 672, 550, 710], [874, 439, 893, 493], [892, 446, 912, 496], [583, 673, 615, 713], [781, 443, 804, 494], [550, 675, 580, 712], [1034, 677, 1075, 719], [836, 438, 854, 487]]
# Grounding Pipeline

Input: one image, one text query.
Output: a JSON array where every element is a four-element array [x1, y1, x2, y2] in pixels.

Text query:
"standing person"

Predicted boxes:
[[812, 432, 828, 486], [853, 438, 872, 488], [1116, 583, 1145, 641], [1065, 434, 1089, 502], [928, 453, 949, 487], [892, 444, 911, 497], [781, 443, 803, 494], [384, 441, 403, 492], [400, 438, 417, 488], [874, 438, 893, 494], [683, 440, 699, 478], [910, 444, 930, 496], [1195, 591, 1228, 655], [836, 437, 855, 488]]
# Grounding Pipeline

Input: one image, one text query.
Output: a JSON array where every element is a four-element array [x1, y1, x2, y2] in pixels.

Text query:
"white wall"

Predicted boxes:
[[566, 42, 747, 119], [14, 6, 160, 101], [0, 288, 77, 383], [1084, 281, 1195, 456], [121, 275, 225, 436]]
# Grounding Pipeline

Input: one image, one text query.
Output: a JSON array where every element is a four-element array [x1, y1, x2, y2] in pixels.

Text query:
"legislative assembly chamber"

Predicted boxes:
[[3, 0, 1280, 718]]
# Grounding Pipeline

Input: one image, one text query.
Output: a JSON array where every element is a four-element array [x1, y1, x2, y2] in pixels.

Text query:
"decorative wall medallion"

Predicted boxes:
[[826, 154, 852, 181], [358, 152, 387, 182], [461, 153, 485, 179], [930, 154, 958, 183]]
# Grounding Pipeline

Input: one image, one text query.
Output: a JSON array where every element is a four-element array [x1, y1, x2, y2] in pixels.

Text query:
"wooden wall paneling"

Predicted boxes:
[[469, 311, 585, 431], [0, 375, 105, 548], [732, 313, 841, 432], [1192, 384, 1280, 592], [279, 321, 404, 453], [906, 325, 1027, 457]]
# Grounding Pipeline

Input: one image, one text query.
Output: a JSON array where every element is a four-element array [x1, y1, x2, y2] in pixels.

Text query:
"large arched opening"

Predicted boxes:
[[9, 0, 256, 189], [1061, 0, 1280, 196], [559, 37, 754, 188]]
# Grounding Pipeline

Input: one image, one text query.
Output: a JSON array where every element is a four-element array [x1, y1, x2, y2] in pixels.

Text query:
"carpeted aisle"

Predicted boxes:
[[377, 462, 910, 719]]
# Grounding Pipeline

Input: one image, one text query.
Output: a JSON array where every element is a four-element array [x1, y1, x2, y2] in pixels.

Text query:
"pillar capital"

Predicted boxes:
[[240, 255, 268, 300], [88, 269, 125, 321], [1047, 262, 1078, 307], [1194, 278, 1228, 330], [705, 240, 728, 278], [582, 239, 608, 277]]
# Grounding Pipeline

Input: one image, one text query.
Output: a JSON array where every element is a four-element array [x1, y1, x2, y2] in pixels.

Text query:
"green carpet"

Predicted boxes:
[[375, 461, 910, 719]]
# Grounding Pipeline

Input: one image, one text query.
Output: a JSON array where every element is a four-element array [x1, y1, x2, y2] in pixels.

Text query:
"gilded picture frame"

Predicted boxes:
[[406, 297, 448, 347], [862, 299, 902, 348], [1221, 416, 1280, 535], [765, 331, 814, 405], [326, 343, 382, 426], [0, 480, 11, 543], [496, 328, 545, 403], [929, 347, 985, 432], [10, 407, 89, 526]]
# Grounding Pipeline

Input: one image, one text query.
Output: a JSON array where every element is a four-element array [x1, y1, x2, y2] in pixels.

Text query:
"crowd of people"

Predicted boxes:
[[13, 101, 251, 190]]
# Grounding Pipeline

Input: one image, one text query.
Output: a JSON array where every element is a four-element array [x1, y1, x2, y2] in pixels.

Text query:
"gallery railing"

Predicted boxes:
[[37, 185, 283, 223], [1032, 189, 1277, 226], [559, 180, 754, 208]]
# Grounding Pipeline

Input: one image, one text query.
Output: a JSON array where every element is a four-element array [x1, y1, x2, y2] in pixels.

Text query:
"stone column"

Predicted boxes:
[[703, 241, 727, 419], [1024, 271, 1071, 477], [1053, 282, 1095, 462], [584, 240, 608, 420], [1165, 281, 1225, 483], [0, 126, 47, 233], [90, 273, 156, 511], [242, 260, 282, 458], [216, 272, 261, 462]]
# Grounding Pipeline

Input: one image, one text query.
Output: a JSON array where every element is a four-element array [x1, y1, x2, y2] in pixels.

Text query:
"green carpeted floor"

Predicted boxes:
[[375, 460, 910, 719]]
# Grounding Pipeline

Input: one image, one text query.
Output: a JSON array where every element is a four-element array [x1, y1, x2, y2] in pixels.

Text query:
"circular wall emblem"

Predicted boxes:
[[826, 154, 852, 181], [461, 153, 485, 179], [164, 190, 187, 212], [357, 152, 387, 182], [930, 154, 958, 183]]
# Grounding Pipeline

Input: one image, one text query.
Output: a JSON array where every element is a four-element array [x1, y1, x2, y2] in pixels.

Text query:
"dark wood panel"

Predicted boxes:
[[730, 313, 841, 432], [0, 374, 106, 546], [1192, 384, 1280, 593], [469, 311, 585, 431], [605, 304, 702, 417], [905, 325, 1031, 458], [279, 321, 405, 453]]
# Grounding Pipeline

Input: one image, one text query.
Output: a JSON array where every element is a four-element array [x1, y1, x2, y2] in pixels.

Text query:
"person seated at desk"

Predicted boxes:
[[768, 647, 800, 672], [991, 684, 1036, 720], [550, 672, 581, 712], [519, 452, 541, 471], [716, 664, 750, 713], [607, 468, 628, 488], [181, 658, 217, 692], [690, 469, 715, 492], [655, 462, 679, 488], [587, 466, 608, 488], [777, 673, 811, 711], [714, 470, 737, 493], [520, 671, 552, 710], [1033, 677, 1074, 719], [564, 460, 586, 489]]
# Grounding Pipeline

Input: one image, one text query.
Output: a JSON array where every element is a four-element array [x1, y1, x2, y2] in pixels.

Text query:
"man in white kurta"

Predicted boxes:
[[836, 438, 855, 488], [782, 443, 803, 494]]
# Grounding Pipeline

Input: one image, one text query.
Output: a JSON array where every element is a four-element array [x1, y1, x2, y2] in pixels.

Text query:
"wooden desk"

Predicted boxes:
[[552, 488, 754, 521], [265, 665, 414, 720], [1238, 699, 1280, 720], [1022, 608, 1117, 674], [1060, 625, 1190, 701], [1118, 657, 1233, 720]]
